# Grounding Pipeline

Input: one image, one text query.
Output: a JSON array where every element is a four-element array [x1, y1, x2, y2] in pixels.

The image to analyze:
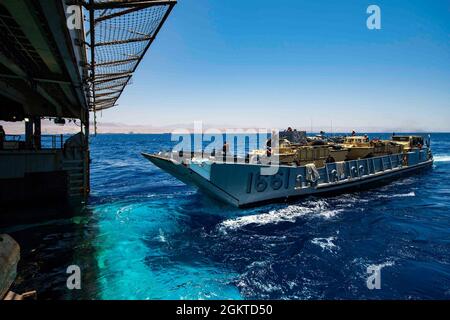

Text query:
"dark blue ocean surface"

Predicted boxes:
[[3, 133, 450, 299]]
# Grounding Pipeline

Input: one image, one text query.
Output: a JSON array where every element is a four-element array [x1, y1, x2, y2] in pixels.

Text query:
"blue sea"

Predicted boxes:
[[2, 133, 450, 300]]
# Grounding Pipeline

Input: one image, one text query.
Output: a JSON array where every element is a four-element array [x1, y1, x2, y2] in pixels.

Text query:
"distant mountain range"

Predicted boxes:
[[0, 120, 441, 134]]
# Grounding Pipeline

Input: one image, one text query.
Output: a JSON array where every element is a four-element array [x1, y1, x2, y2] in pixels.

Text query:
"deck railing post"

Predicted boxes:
[[356, 160, 360, 177], [25, 119, 33, 149], [33, 116, 41, 149]]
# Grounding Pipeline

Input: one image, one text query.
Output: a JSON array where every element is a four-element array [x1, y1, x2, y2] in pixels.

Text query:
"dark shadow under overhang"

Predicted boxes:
[[0, 0, 89, 122]]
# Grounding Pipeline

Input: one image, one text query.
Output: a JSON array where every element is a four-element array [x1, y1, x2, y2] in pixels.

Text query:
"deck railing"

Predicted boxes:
[[3, 134, 66, 150], [41, 134, 64, 149], [317, 148, 430, 186]]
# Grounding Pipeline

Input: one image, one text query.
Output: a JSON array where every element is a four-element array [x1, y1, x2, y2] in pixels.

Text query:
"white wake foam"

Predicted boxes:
[[219, 200, 343, 231], [311, 236, 338, 252], [377, 191, 416, 199], [367, 260, 395, 270], [434, 155, 450, 162], [157, 228, 167, 243]]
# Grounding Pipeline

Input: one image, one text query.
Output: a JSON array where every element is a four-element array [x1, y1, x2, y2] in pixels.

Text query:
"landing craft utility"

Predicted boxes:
[[142, 131, 433, 207]]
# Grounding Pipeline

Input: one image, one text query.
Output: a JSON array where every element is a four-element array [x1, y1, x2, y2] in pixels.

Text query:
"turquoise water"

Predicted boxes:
[[2, 133, 450, 299]]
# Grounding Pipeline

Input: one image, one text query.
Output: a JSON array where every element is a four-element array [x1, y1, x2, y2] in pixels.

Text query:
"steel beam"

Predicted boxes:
[[0, 52, 63, 117], [95, 72, 133, 79], [95, 83, 128, 91], [95, 57, 139, 67], [2, 1, 62, 74], [39, 0, 90, 117], [0, 73, 76, 85], [93, 74, 131, 85], [94, 97, 118, 104], [94, 36, 153, 47], [89, 0, 97, 133], [94, 90, 122, 98], [85, 0, 176, 10], [94, 6, 147, 23]]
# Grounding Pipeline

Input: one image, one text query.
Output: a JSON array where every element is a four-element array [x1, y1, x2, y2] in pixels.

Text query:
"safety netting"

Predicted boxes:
[[86, 0, 176, 111]]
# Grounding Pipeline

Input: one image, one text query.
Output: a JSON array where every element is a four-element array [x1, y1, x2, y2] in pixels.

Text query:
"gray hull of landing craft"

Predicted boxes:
[[142, 148, 433, 208]]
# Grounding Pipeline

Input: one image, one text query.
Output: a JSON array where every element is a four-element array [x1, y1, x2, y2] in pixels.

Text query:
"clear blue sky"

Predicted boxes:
[[99, 0, 450, 132]]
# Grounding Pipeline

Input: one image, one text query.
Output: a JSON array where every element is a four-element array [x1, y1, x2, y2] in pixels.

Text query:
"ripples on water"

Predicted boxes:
[[1, 133, 450, 299]]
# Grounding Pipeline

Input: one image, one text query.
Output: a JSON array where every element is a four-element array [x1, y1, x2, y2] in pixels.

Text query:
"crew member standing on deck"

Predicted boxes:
[[266, 138, 272, 156], [222, 142, 229, 162], [0, 125, 5, 150], [222, 142, 229, 154]]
